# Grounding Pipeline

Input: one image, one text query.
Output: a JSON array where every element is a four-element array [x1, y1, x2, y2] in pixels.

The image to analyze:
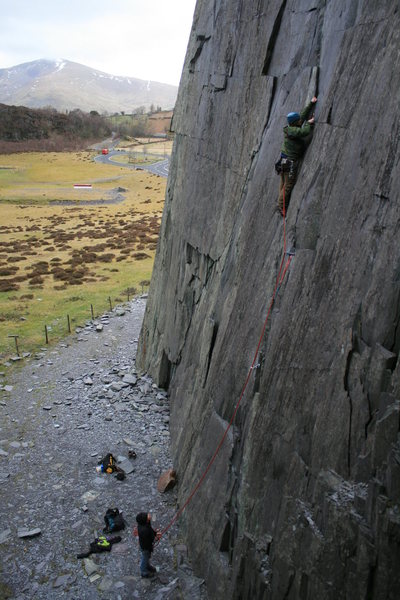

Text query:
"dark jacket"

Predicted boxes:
[[281, 101, 315, 160], [136, 512, 156, 552]]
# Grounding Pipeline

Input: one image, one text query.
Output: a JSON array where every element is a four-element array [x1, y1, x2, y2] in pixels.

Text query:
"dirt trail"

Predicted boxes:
[[0, 299, 206, 600]]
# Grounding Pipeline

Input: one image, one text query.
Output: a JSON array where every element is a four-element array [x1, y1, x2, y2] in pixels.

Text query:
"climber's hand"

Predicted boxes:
[[308, 117, 315, 124], [311, 96, 317, 103]]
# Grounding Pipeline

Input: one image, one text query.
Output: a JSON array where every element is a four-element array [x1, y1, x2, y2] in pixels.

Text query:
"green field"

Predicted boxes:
[[0, 150, 165, 362], [110, 153, 160, 165], [107, 114, 145, 127], [115, 138, 173, 156]]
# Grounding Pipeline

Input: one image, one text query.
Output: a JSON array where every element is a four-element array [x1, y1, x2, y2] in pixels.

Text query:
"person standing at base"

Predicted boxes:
[[277, 96, 318, 216], [135, 512, 160, 578]]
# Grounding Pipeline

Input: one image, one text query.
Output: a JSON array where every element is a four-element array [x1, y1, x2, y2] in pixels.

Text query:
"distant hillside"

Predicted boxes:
[[0, 59, 178, 113], [0, 103, 112, 153]]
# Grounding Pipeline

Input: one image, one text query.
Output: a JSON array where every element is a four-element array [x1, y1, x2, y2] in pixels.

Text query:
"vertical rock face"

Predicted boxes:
[[137, 1, 400, 598]]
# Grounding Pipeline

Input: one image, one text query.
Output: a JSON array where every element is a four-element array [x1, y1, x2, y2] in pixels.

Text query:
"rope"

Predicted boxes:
[[156, 182, 292, 541]]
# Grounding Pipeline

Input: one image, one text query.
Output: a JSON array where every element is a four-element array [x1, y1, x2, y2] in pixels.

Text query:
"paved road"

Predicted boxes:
[[140, 159, 169, 178], [94, 151, 170, 179], [89, 137, 119, 152]]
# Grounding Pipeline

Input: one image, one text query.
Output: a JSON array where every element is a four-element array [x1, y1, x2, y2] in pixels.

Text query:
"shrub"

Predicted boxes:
[[133, 252, 150, 260], [0, 281, 20, 292]]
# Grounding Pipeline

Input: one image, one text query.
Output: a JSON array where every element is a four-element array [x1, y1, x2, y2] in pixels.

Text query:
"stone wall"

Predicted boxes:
[[137, 1, 400, 598]]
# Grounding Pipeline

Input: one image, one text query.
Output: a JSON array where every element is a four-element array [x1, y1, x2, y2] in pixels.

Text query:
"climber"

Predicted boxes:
[[276, 96, 317, 216]]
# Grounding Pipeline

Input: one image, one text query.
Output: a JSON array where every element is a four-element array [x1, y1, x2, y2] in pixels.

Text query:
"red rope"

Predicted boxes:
[[156, 182, 291, 541]]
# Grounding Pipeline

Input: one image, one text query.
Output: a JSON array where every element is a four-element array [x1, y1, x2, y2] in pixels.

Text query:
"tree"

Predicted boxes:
[[139, 280, 151, 294]]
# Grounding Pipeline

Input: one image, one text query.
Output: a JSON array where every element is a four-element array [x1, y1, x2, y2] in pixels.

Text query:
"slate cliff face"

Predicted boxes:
[[137, 1, 400, 598]]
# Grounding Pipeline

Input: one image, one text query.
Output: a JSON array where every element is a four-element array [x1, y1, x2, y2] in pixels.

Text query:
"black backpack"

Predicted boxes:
[[103, 508, 125, 533], [99, 453, 117, 473], [77, 535, 122, 558]]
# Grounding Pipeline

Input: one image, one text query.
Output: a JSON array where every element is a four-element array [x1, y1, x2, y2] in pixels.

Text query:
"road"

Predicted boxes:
[[94, 150, 170, 178]]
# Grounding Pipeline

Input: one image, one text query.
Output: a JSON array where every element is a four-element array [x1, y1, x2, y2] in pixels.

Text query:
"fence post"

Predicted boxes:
[[67, 314, 71, 333], [90, 304, 94, 320], [8, 334, 20, 356], [108, 296, 112, 310], [44, 325, 49, 344], [127, 289, 130, 301]]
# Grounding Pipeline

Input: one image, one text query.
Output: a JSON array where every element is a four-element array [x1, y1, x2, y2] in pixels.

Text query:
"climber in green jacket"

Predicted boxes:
[[277, 96, 317, 216]]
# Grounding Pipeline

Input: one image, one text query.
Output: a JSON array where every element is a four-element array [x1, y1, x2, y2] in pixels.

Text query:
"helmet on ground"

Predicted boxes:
[[287, 112, 300, 125]]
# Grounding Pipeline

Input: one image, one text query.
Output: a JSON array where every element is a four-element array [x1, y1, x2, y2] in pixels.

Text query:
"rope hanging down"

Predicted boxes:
[[157, 187, 292, 541]]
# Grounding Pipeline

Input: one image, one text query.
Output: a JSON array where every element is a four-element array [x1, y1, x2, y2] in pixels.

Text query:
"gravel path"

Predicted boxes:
[[0, 299, 206, 600]]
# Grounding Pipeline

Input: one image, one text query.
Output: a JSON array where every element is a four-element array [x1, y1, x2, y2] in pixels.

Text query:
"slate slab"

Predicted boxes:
[[17, 527, 41, 538], [117, 458, 135, 474], [0, 528, 11, 544]]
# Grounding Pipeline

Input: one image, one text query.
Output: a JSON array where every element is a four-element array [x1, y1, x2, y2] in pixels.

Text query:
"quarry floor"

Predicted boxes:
[[0, 298, 207, 600]]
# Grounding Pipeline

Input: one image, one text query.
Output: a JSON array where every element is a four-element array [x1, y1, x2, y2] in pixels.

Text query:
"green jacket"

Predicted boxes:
[[281, 101, 315, 160]]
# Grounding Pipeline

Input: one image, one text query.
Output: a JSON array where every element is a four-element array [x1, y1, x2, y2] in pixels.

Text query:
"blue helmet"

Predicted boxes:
[[287, 112, 300, 125]]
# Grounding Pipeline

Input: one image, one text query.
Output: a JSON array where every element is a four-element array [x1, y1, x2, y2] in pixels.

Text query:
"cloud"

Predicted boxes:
[[0, 0, 196, 85]]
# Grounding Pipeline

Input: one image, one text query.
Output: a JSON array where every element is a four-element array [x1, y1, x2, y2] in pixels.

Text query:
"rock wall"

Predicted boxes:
[[137, 1, 400, 598]]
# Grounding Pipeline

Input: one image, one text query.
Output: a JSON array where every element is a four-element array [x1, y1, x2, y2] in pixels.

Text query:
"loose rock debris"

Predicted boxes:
[[0, 298, 208, 599]]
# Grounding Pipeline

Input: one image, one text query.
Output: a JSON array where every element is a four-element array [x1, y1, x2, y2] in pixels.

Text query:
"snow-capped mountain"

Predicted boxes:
[[0, 59, 178, 113]]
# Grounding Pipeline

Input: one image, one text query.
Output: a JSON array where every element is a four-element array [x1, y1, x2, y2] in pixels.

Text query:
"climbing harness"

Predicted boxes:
[[156, 186, 293, 542]]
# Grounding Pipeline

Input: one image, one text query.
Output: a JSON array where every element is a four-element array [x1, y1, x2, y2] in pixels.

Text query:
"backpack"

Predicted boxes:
[[90, 535, 112, 553], [99, 453, 117, 473], [77, 535, 122, 559], [103, 508, 126, 533]]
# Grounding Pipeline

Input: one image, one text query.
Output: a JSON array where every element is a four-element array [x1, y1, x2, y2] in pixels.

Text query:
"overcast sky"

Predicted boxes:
[[0, 0, 197, 86]]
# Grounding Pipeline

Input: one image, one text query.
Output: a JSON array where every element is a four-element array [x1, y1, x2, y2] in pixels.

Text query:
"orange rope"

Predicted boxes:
[[155, 184, 292, 541]]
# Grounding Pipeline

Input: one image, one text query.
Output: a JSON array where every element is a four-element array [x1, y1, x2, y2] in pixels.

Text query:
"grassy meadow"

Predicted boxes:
[[115, 138, 173, 154], [110, 154, 160, 165], [0, 150, 165, 361]]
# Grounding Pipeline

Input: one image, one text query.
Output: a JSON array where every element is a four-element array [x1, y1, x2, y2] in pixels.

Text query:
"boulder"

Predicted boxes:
[[157, 469, 177, 493]]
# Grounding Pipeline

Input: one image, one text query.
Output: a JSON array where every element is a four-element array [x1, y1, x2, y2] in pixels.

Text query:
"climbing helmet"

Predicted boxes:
[[287, 112, 300, 125]]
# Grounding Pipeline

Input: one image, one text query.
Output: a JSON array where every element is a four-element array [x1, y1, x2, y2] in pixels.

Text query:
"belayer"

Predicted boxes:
[[135, 512, 161, 578], [275, 96, 318, 216]]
